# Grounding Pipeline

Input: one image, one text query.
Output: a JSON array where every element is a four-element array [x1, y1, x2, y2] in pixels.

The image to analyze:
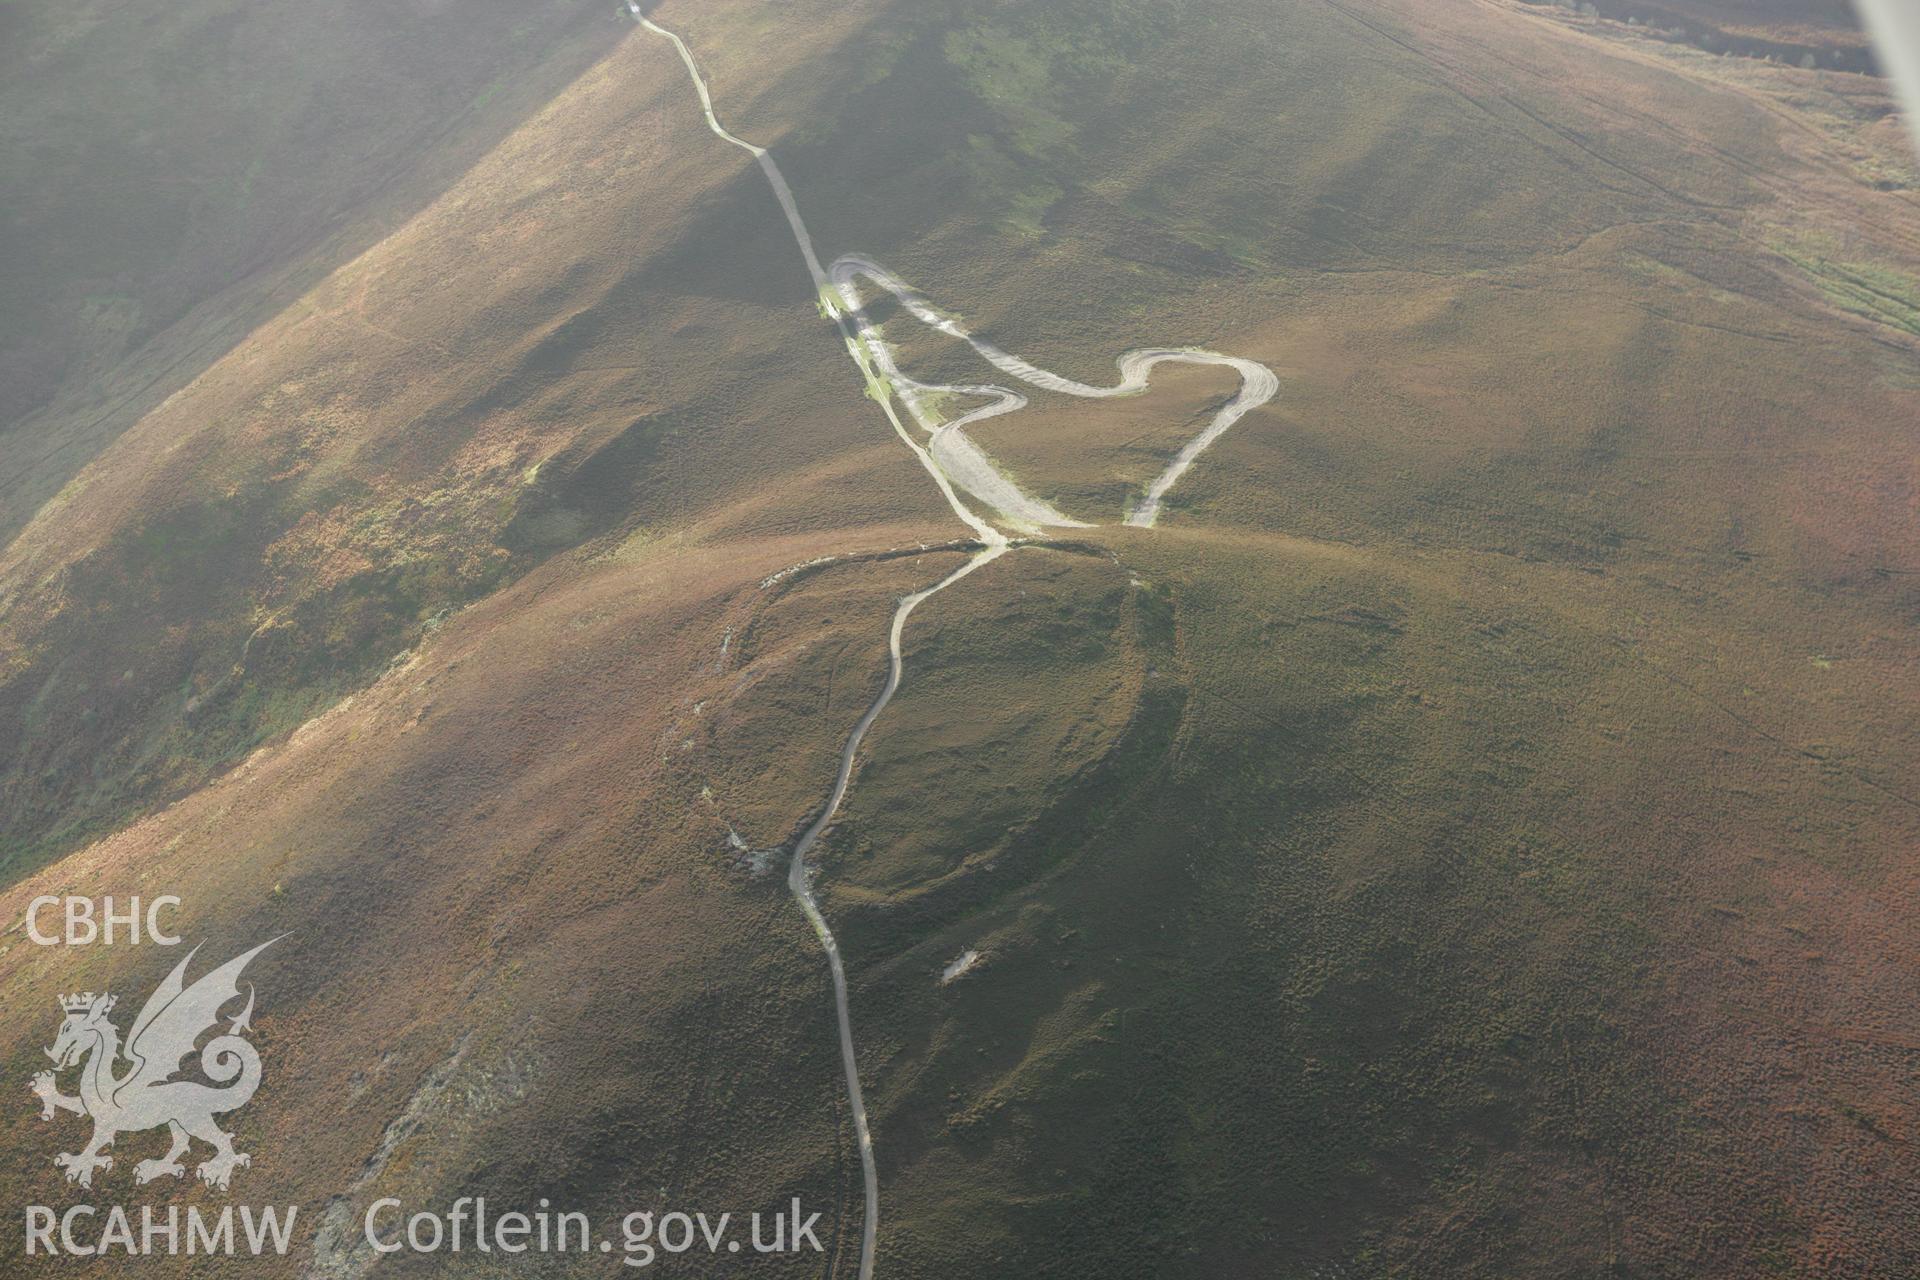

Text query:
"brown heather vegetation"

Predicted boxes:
[[1, 0, 1916, 1275], [0, 0, 626, 540]]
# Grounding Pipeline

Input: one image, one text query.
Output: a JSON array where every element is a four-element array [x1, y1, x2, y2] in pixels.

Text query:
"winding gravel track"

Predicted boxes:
[[634, 12, 987, 1278], [829, 255, 1278, 527], [634, 6, 999, 552], [631, 8, 1275, 1277], [781, 543, 1004, 1273]]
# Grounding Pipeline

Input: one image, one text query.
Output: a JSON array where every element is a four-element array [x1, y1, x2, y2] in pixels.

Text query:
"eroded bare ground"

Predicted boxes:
[[1, 0, 1918, 1276]]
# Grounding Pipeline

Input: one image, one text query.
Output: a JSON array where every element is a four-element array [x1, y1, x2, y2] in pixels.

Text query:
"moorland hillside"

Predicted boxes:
[[0, 0, 1914, 1276]]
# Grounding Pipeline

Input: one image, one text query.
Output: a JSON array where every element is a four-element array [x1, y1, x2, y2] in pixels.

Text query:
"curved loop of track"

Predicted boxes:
[[633, 10, 1276, 1277]]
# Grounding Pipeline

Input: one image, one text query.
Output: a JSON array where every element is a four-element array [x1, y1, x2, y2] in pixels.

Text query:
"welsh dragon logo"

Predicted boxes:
[[30, 939, 277, 1190]]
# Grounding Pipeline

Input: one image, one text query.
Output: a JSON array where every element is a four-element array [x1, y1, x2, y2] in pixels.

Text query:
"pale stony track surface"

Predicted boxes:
[[631, 9, 1277, 1277], [829, 254, 1279, 528]]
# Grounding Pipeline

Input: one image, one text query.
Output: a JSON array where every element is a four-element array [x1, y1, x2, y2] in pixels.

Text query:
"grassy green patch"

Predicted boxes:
[[1773, 230, 1920, 338]]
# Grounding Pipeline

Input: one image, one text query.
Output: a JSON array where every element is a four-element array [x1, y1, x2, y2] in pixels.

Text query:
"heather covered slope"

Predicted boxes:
[[1, 0, 1917, 1276], [0, 18, 947, 873], [0, 0, 623, 539], [0, 532, 955, 1280]]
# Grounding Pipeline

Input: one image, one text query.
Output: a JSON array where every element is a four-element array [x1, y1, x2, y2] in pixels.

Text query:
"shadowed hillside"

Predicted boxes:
[[0, 0, 624, 540], [0, 0, 1915, 1276]]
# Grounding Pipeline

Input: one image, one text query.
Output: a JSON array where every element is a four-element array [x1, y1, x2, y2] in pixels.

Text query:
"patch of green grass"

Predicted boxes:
[[1773, 231, 1920, 338]]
